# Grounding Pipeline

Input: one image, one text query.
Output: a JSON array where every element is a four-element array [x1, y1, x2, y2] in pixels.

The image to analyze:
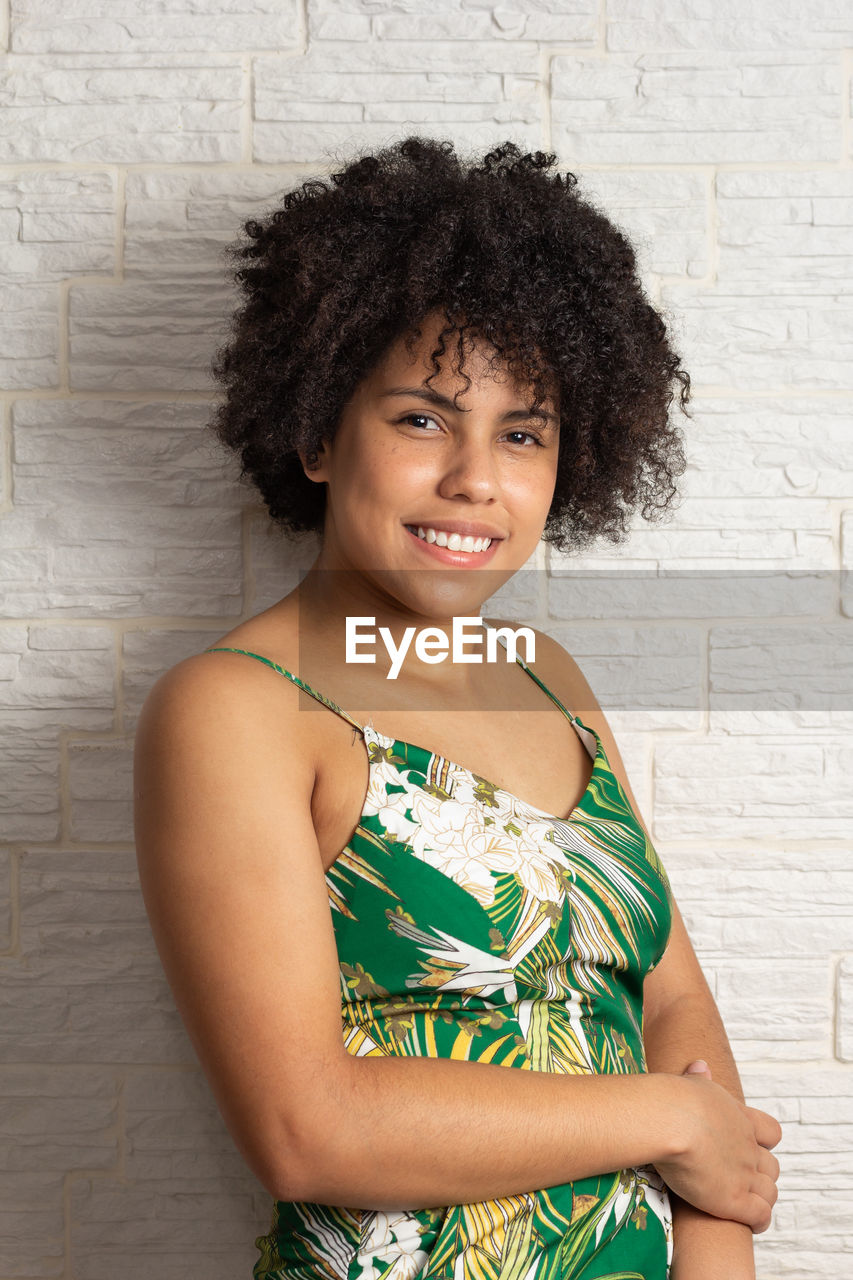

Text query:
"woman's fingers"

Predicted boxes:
[[747, 1119, 782, 1231], [741, 1113, 782, 1232], [744, 1192, 774, 1235], [751, 1170, 779, 1208], [749, 1105, 783, 1150], [758, 1146, 781, 1183], [744, 1150, 780, 1234]]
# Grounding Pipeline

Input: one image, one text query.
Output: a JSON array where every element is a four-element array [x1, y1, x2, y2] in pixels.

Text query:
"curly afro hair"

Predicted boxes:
[[209, 136, 690, 553]]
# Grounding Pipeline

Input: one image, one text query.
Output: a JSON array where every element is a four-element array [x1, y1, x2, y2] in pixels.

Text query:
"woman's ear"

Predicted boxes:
[[297, 441, 328, 482]]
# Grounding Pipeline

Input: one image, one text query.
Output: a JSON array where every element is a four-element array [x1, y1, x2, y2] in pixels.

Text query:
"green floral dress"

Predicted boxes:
[[204, 630, 674, 1280]]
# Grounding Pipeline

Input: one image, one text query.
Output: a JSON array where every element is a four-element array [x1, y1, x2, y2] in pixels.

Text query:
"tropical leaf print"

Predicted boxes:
[[256, 714, 674, 1280]]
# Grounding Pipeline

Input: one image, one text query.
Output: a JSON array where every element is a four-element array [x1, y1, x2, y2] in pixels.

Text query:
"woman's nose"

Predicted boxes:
[[436, 437, 499, 503]]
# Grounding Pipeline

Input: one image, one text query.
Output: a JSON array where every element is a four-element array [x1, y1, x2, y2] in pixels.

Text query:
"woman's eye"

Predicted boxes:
[[399, 413, 441, 432], [505, 430, 545, 448]]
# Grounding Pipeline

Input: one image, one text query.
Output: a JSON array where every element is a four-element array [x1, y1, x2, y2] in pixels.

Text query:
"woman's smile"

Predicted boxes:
[[402, 521, 505, 566]]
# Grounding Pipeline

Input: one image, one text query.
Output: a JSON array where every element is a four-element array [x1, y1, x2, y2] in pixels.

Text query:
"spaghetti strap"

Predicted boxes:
[[206, 629, 576, 734], [484, 623, 579, 724], [202, 647, 365, 735]]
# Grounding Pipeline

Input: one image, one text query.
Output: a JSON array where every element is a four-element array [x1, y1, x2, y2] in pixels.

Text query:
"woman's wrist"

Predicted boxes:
[[642, 1072, 698, 1163]]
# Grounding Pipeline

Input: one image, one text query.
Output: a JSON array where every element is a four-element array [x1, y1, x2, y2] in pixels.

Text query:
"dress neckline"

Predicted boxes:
[[350, 622, 600, 826], [359, 716, 602, 828]]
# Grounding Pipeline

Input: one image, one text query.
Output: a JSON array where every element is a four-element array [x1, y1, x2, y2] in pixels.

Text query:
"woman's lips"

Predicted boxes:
[[403, 524, 502, 566]]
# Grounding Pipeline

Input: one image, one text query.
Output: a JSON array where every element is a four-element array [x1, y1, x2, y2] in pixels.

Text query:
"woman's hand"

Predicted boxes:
[[667, 1063, 757, 1280], [653, 1066, 782, 1233]]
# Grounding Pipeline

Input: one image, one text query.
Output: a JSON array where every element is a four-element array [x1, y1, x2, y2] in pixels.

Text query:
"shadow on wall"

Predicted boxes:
[[2, 170, 327, 1275]]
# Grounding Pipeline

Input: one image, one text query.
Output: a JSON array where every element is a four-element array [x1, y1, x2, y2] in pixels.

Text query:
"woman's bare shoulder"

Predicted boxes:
[[153, 603, 302, 691], [135, 613, 317, 783]]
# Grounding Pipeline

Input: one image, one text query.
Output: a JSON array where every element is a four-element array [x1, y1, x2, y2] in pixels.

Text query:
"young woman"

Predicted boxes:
[[133, 138, 781, 1280]]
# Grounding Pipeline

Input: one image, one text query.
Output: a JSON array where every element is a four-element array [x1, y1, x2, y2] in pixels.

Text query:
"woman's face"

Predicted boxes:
[[302, 311, 560, 622]]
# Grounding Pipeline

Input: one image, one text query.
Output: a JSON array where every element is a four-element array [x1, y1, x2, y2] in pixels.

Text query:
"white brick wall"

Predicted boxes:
[[0, 2, 850, 1275]]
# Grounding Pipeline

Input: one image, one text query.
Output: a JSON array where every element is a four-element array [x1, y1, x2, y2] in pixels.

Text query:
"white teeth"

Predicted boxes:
[[408, 525, 494, 553]]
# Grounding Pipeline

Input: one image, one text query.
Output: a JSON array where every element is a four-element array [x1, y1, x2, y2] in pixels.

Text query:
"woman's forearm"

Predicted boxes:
[[644, 988, 745, 1101], [283, 1055, 681, 1208], [276, 1049, 776, 1232], [670, 1197, 755, 1280]]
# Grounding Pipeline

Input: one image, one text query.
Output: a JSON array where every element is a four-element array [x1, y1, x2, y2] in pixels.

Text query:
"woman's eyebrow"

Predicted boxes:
[[379, 385, 559, 428]]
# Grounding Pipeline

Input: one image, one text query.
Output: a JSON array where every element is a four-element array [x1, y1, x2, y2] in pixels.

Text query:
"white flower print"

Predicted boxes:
[[357, 1210, 431, 1280], [361, 754, 568, 911]]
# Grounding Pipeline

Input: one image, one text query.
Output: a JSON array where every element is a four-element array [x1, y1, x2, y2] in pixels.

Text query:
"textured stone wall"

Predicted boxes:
[[1, 2, 851, 1275]]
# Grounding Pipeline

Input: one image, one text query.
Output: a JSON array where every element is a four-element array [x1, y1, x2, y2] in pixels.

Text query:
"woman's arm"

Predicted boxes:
[[644, 909, 760, 1279], [133, 652, 780, 1222], [534, 628, 778, 1273]]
